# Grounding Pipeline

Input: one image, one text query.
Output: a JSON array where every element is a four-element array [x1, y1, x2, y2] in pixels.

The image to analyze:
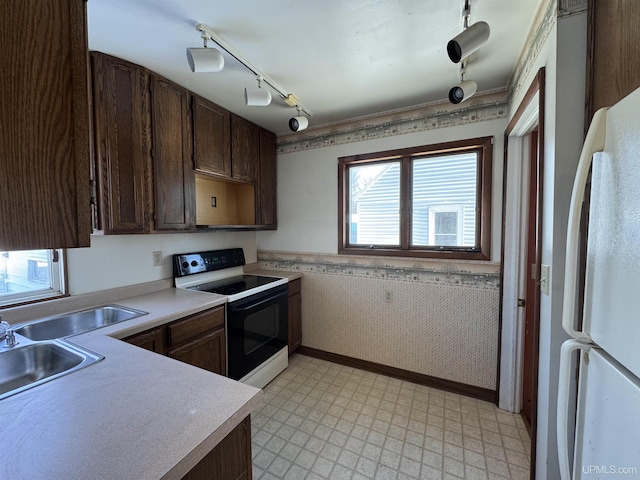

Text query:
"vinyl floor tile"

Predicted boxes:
[[252, 354, 530, 479]]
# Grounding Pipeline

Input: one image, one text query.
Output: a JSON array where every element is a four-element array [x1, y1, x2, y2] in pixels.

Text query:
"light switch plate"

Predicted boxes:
[[540, 263, 550, 295]]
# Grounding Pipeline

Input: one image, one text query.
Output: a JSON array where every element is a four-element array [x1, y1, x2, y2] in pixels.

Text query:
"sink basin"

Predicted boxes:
[[15, 305, 148, 341], [0, 341, 103, 400]]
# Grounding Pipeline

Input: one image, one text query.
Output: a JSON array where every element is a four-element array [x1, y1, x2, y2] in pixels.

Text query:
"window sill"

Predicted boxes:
[[338, 246, 491, 261]]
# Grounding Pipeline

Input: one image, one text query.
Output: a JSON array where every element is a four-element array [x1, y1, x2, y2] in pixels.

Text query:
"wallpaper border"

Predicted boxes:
[[258, 251, 500, 290]]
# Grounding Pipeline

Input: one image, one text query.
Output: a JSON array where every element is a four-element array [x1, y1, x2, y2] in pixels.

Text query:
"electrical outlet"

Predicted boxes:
[[385, 290, 393, 303], [152, 251, 163, 267], [540, 264, 550, 295]]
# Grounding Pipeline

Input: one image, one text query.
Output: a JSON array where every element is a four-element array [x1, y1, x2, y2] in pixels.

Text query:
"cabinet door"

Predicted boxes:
[[150, 75, 195, 231], [182, 417, 251, 480], [91, 52, 151, 233], [288, 279, 302, 355], [192, 95, 231, 178], [231, 115, 259, 183], [168, 328, 226, 376], [258, 129, 277, 229], [0, 0, 91, 250], [587, 1, 640, 117], [217, 416, 251, 480], [123, 327, 165, 354]]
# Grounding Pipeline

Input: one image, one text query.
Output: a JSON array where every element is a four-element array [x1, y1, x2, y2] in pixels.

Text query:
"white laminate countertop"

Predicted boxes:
[[0, 282, 274, 480]]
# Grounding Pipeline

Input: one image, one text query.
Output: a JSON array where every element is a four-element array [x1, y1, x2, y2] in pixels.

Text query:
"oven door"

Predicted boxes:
[[227, 284, 288, 381]]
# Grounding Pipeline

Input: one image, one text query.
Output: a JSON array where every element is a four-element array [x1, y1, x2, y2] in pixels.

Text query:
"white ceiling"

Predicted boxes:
[[88, 0, 542, 136]]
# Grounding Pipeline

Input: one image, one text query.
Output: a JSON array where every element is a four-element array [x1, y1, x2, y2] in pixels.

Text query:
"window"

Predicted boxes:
[[338, 137, 492, 260], [0, 249, 66, 307], [427, 205, 463, 246]]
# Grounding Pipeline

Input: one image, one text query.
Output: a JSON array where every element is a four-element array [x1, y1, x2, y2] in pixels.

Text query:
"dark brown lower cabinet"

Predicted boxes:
[[122, 306, 226, 376], [182, 416, 252, 480], [168, 328, 226, 374], [288, 279, 302, 355], [124, 326, 165, 353]]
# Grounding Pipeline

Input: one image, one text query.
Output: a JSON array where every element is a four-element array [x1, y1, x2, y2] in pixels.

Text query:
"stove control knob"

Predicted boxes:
[[191, 260, 198, 267], [182, 261, 189, 269]]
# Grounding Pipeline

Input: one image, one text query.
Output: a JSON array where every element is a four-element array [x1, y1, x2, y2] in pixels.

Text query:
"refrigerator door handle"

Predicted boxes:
[[557, 339, 592, 480], [561, 107, 608, 343]]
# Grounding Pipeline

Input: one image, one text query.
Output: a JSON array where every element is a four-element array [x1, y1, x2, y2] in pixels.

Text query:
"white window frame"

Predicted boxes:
[[427, 205, 464, 246], [0, 249, 66, 307]]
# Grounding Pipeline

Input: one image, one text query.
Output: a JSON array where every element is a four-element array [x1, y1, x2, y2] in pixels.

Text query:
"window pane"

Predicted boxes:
[[349, 162, 400, 246], [0, 250, 64, 306], [412, 153, 477, 247]]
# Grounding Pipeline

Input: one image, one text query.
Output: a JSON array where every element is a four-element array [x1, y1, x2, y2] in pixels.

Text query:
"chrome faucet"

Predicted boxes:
[[0, 319, 18, 348]]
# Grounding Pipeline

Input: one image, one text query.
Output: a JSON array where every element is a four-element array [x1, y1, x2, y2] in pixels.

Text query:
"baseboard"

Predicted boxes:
[[297, 346, 496, 404]]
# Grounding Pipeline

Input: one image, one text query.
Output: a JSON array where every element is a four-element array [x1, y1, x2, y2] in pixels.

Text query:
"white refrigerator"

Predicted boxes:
[[557, 87, 640, 479]]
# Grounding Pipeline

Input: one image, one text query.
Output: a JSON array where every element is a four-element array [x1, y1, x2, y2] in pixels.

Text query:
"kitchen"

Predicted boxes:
[[1, 1, 639, 479]]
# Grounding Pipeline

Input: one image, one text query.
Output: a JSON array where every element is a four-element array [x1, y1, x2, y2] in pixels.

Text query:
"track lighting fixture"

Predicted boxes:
[[244, 76, 272, 106], [289, 106, 309, 132], [189, 23, 312, 131], [449, 80, 477, 104], [447, 21, 490, 64], [446, 0, 486, 104], [449, 61, 477, 104], [186, 33, 224, 73]]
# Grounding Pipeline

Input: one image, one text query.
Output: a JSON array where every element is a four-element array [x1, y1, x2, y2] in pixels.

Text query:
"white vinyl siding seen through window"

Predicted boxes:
[[339, 137, 492, 260]]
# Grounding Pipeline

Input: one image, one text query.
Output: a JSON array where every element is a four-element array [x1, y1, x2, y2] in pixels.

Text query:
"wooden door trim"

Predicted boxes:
[[499, 67, 545, 480]]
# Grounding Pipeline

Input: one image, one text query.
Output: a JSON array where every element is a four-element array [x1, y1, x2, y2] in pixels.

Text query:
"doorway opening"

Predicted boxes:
[[499, 67, 545, 479]]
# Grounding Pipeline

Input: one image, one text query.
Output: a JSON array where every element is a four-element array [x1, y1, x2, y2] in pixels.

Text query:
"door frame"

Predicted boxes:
[[498, 67, 545, 478]]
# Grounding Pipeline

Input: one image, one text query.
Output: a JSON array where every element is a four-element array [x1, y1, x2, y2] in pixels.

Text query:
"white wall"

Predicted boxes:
[[506, 9, 588, 479], [536, 12, 587, 480], [66, 231, 257, 295], [258, 119, 506, 262], [257, 118, 506, 393]]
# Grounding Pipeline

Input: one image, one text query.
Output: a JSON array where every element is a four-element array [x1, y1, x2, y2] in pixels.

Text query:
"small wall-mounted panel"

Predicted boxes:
[[195, 174, 255, 226]]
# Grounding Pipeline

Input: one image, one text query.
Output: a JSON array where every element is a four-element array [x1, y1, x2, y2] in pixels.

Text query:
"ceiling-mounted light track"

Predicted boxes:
[[194, 23, 312, 118]]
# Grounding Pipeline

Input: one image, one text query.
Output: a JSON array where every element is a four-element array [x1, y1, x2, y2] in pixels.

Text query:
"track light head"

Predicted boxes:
[[447, 21, 490, 63], [186, 47, 224, 73], [244, 77, 272, 106], [244, 88, 272, 106], [289, 115, 309, 132], [448, 80, 477, 104]]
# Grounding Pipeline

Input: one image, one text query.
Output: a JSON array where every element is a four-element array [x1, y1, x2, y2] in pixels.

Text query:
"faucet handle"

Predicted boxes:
[[0, 320, 18, 347]]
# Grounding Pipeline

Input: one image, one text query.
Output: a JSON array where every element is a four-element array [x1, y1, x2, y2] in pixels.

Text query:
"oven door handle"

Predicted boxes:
[[229, 287, 288, 312]]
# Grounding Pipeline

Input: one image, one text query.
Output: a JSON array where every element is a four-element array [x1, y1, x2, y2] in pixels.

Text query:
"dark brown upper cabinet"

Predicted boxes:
[[587, 1, 640, 121], [0, 0, 91, 250], [231, 115, 260, 183], [90, 52, 276, 233], [150, 75, 195, 231], [258, 129, 277, 229], [192, 95, 231, 178], [91, 52, 151, 234], [91, 54, 195, 234]]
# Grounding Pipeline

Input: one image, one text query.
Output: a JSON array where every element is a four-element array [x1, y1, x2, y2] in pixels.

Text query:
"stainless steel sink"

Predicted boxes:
[[0, 341, 103, 400], [15, 305, 148, 341]]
